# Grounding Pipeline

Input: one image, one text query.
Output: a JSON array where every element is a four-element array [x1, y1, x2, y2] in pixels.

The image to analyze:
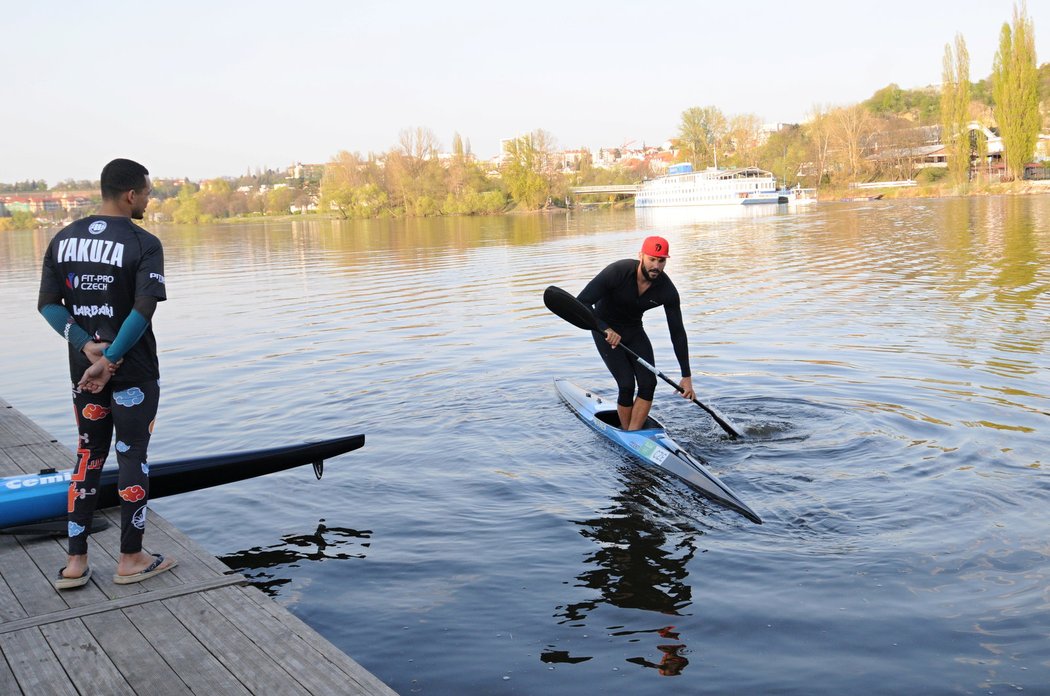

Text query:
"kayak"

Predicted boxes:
[[554, 379, 761, 524], [0, 434, 365, 530]]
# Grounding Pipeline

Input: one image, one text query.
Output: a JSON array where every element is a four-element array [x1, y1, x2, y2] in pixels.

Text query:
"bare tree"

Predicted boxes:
[[831, 104, 875, 182]]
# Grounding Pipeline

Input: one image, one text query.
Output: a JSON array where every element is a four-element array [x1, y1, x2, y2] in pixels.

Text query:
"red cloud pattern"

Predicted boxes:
[[81, 404, 110, 421], [119, 485, 146, 502]]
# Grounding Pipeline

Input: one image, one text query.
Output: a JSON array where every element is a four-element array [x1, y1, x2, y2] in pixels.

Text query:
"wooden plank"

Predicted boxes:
[[163, 592, 311, 695], [122, 600, 251, 696], [0, 538, 30, 622], [17, 533, 110, 610], [81, 608, 193, 696], [239, 587, 397, 695], [0, 575, 246, 635], [0, 628, 77, 696], [0, 535, 67, 619], [0, 447, 20, 477], [0, 650, 21, 696], [145, 511, 238, 577], [204, 585, 397, 695], [40, 619, 135, 695], [0, 410, 60, 449]]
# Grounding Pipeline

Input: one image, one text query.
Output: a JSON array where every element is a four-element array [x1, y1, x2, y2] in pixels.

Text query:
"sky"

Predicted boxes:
[[4, 0, 1050, 184]]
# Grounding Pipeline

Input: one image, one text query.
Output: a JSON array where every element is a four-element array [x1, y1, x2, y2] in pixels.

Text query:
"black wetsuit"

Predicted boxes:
[[39, 215, 166, 555], [578, 259, 691, 407]]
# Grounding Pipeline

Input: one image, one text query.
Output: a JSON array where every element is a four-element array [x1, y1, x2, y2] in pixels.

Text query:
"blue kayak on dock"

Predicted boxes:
[[0, 434, 365, 530], [555, 379, 761, 524]]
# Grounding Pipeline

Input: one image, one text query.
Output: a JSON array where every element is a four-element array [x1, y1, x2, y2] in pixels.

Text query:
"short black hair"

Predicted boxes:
[[100, 158, 149, 200]]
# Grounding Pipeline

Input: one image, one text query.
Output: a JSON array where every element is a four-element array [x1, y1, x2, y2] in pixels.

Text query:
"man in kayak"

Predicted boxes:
[[577, 235, 694, 431], [38, 158, 176, 590]]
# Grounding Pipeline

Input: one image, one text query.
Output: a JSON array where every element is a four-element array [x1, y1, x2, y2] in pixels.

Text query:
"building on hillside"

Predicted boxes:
[[0, 190, 95, 217], [287, 162, 326, 180], [556, 149, 590, 173], [864, 121, 1050, 181]]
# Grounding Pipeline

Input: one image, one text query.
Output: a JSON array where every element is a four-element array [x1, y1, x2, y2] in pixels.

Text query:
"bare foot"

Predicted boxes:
[[116, 550, 172, 576], [62, 554, 89, 579]]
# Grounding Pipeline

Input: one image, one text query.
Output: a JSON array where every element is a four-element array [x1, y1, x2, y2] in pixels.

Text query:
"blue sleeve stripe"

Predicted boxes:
[[40, 304, 92, 351], [103, 309, 150, 363]]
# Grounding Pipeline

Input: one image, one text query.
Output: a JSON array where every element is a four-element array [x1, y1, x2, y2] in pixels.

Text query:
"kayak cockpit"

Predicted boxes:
[[593, 409, 663, 431]]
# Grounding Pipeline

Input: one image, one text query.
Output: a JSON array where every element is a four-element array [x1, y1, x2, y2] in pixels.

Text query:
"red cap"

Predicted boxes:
[[641, 236, 670, 258]]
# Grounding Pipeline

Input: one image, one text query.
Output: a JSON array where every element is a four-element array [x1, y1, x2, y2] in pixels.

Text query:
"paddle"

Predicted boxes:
[[543, 285, 743, 439]]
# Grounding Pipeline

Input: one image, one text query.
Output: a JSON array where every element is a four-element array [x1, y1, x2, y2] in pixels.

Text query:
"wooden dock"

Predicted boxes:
[[0, 397, 396, 695]]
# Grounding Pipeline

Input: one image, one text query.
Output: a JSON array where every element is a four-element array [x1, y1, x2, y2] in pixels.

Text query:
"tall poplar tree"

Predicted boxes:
[[678, 106, 727, 169], [941, 34, 971, 185], [992, 2, 1039, 180]]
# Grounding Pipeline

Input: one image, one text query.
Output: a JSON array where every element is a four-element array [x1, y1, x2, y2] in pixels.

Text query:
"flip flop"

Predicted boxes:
[[54, 566, 92, 590], [113, 553, 177, 585]]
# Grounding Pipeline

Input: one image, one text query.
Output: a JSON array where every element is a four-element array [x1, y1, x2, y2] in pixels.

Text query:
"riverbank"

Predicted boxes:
[[822, 178, 1050, 202], [7, 181, 1050, 232]]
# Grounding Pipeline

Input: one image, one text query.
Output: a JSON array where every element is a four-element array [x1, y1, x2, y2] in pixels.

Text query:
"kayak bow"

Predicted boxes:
[[0, 434, 365, 530], [555, 379, 760, 524]]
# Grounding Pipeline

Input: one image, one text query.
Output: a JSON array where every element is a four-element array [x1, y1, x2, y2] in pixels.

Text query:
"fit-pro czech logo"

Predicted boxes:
[[88, 220, 107, 235], [65, 273, 79, 290]]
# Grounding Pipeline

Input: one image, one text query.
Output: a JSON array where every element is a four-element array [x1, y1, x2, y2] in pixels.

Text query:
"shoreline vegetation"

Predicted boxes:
[[3, 4, 1047, 232], [5, 174, 1049, 234], [4, 176, 1050, 233]]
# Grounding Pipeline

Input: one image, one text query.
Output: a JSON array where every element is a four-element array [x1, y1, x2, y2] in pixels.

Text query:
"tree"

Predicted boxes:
[[830, 104, 874, 182], [756, 124, 810, 187], [265, 186, 295, 215], [172, 184, 201, 224], [198, 178, 233, 218], [804, 104, 836, 185], [726, 113, 763, 167], [941, 33, 972, 185], [992, 2, 1039, 179], [393, 127, 445, 215], [319, 151, 365, 218], [502, 131, 552, 209], [678, 106, 727, 169]]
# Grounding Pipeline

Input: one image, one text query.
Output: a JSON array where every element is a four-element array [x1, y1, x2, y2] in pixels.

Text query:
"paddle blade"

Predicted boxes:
[[544, 285, 600, 332]]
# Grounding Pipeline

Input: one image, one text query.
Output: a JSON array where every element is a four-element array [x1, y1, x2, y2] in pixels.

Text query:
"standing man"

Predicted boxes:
[[577, 235, 694, 431], [38, 158, 176, 590]]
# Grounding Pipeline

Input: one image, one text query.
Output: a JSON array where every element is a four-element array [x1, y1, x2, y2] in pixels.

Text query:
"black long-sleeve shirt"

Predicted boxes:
[[577, 259, 691, 377]]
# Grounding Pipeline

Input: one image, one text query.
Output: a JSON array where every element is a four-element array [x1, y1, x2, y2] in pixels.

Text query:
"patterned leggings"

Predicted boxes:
[[69, 380, 159, 555], [591, 327, 658, 407]]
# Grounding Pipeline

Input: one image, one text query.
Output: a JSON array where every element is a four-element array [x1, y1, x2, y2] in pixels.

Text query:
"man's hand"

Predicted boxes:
[[78, 357, 115, 393], [678, 376, 695, 400], [604, 328, 621, 348], [81, 342, 121, 374], [82, 341, 107, 363]]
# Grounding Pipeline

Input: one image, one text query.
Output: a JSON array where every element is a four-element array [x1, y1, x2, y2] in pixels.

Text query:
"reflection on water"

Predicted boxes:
[[219, 522, 372, 596], [558, 471, 700, 622], [548, 467, 703, 675]]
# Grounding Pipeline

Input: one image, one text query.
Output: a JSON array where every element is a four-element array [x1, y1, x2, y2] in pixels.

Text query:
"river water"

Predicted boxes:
[[2, 198, 1048, 694]]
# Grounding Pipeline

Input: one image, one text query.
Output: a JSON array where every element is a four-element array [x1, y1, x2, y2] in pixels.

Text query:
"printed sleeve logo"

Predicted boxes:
[[88, 220, 107, 235], [119, 485, 146, 502], [149, 272, 166, 284], [81, 404, 110, 421]]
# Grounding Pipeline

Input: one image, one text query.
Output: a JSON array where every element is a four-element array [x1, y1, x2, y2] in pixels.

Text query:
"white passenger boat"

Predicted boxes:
[[635, 163, 781, 208]]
